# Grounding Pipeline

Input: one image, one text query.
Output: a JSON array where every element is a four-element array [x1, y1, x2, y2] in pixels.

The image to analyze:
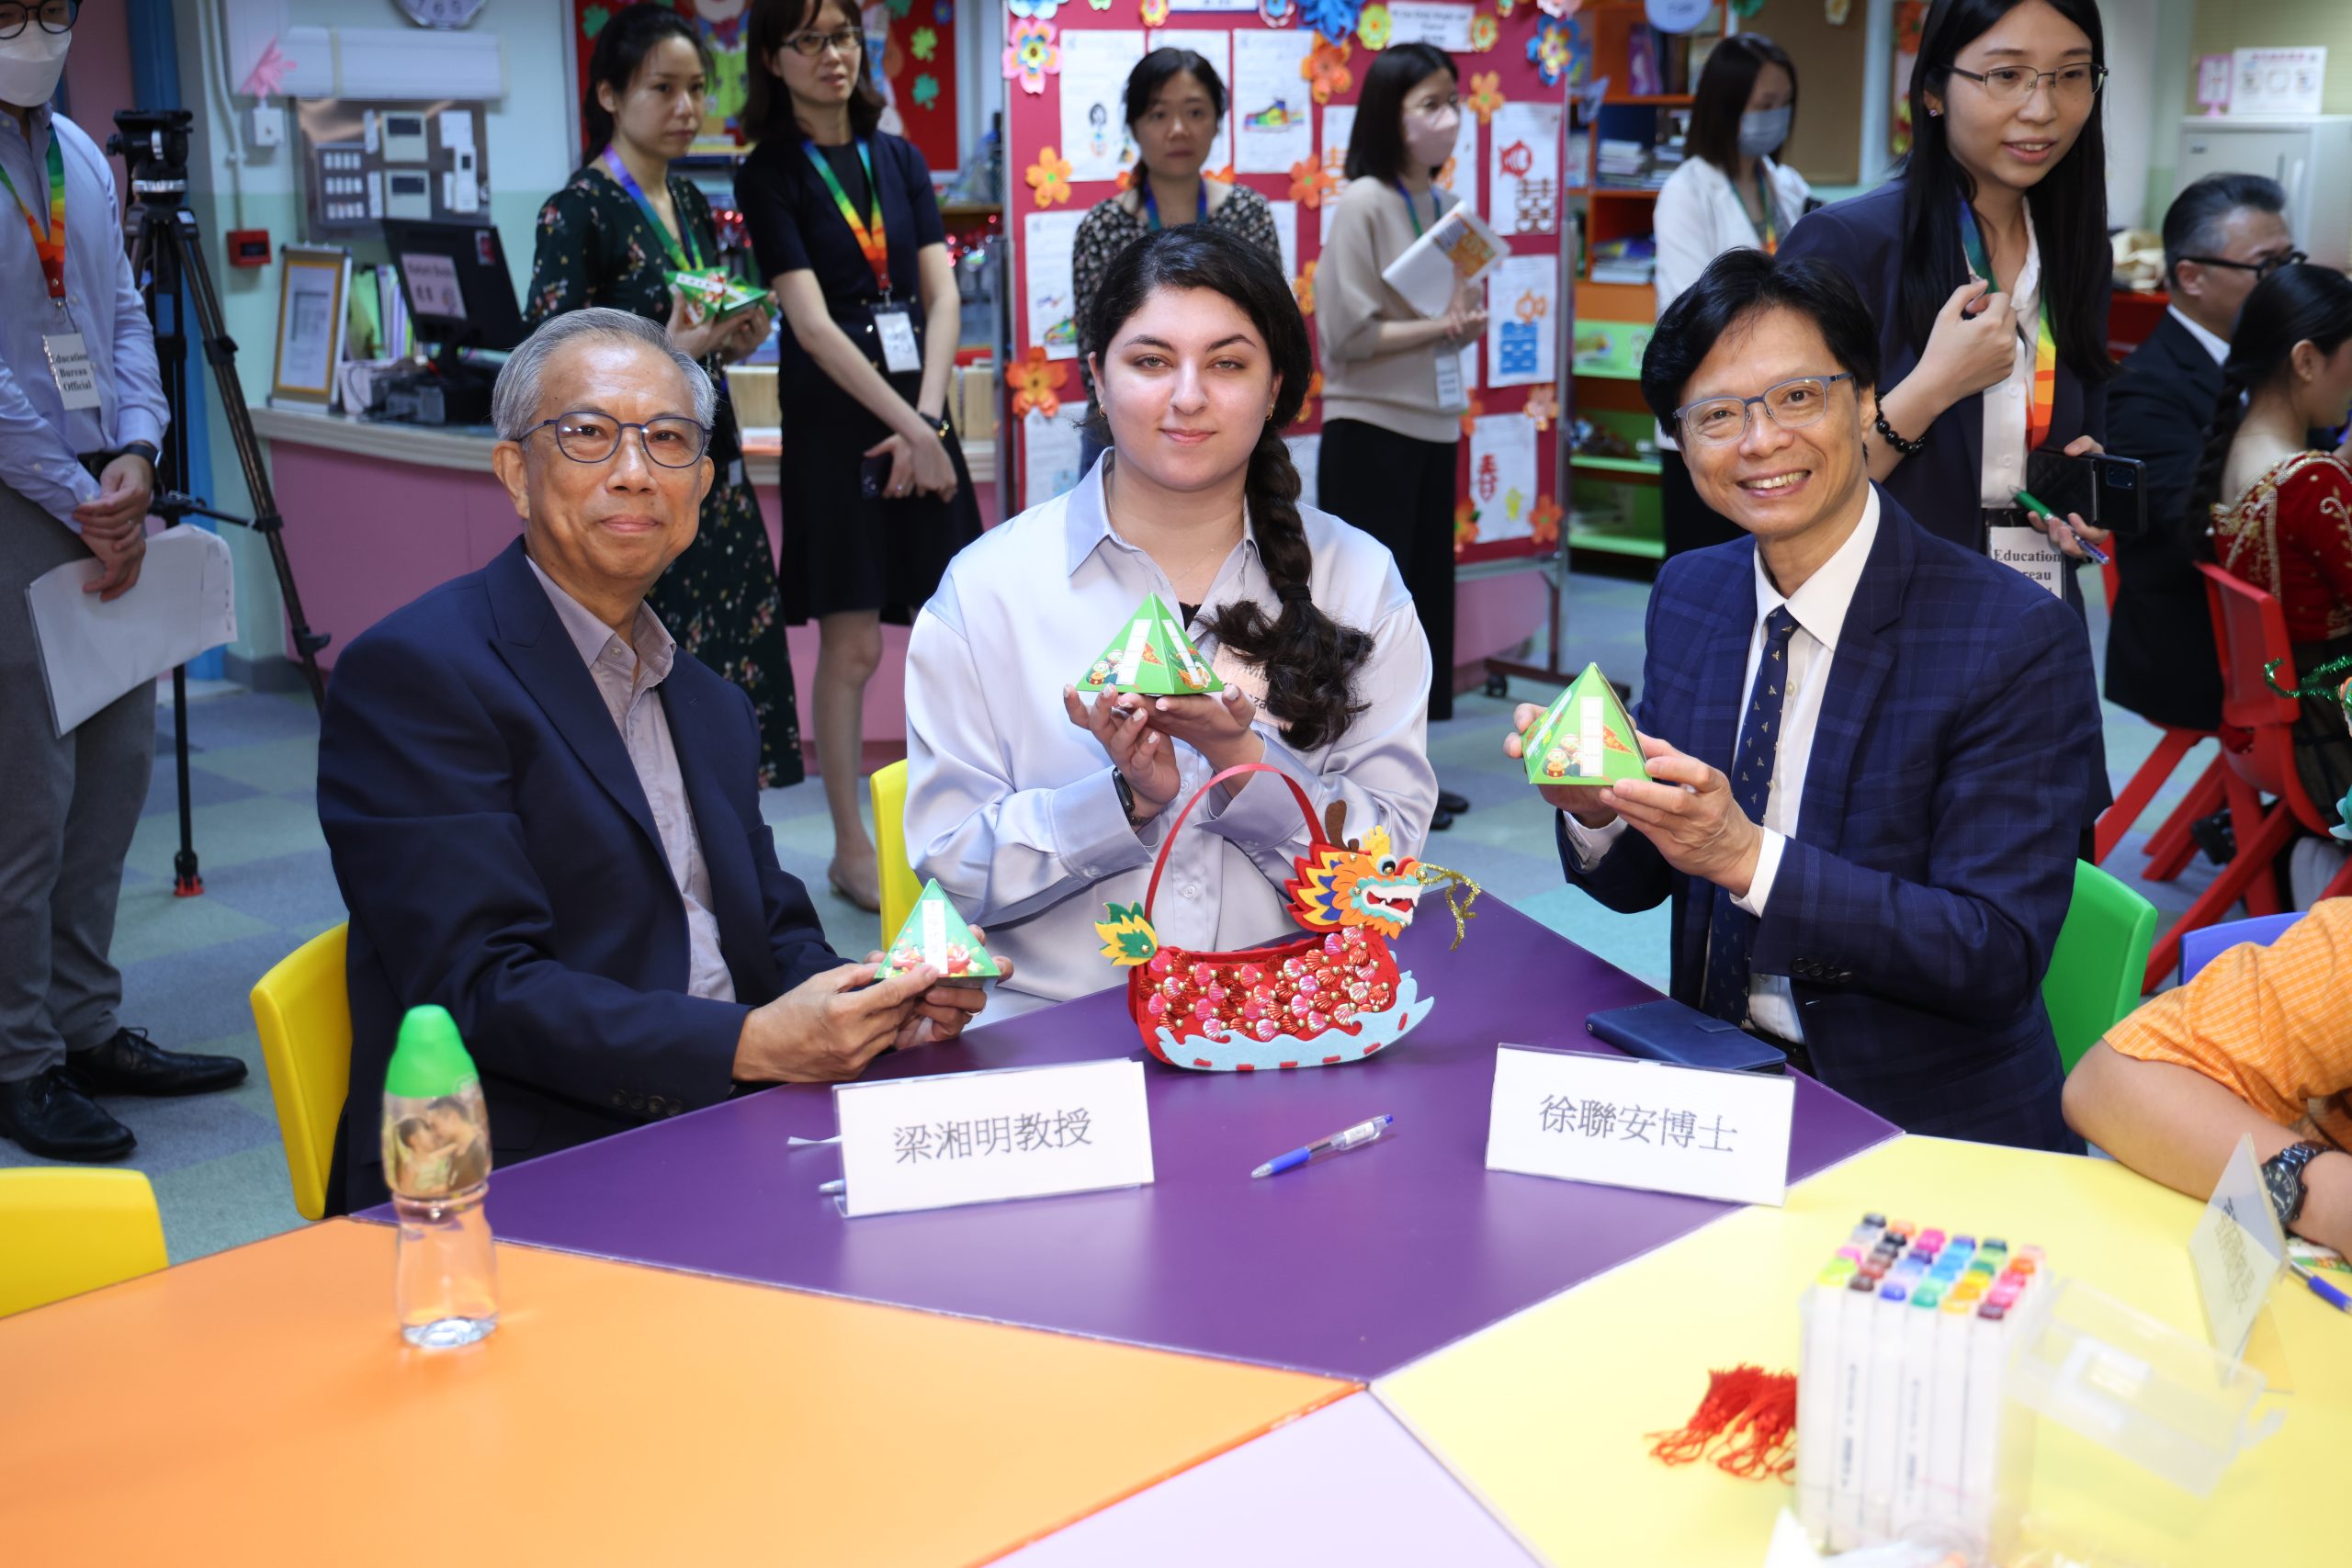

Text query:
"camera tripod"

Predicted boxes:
[[109, 109, 327, 897]]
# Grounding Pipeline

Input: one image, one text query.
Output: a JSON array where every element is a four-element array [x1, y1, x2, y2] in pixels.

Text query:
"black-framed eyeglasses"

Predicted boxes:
[[515, 411, 712, 468], [1674, 373, 1856, 447], [2178, 248, 2308, 280], [1945, 62, 2108, 105], [785, 26, 864, 57], [0, 0, 77, 39]]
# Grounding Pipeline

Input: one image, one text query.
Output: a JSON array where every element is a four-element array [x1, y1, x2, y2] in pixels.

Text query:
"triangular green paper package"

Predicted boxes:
[[875, 878, 1004, 986], [1522, 663, 1645, 786], [1075, 592, 1226, 696]]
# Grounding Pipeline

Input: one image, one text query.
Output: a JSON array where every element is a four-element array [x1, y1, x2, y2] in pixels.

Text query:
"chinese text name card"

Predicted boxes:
[[1485, 1045, 1796, 1206], [833, 1059, 1154, 1218]]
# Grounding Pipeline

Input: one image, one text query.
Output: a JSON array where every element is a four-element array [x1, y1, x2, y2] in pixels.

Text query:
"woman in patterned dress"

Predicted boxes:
[[526, 2, 803, 786]]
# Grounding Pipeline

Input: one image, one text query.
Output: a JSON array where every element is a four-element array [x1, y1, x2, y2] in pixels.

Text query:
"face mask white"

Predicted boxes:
[[1738, 105, 1792, 161], [0, 26, 72, 109]]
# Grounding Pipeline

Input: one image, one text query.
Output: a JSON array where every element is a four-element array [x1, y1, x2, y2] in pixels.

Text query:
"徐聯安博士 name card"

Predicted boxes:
[[832, 1058, 1154, 1218], [1485, 1045, 1795, 1207]]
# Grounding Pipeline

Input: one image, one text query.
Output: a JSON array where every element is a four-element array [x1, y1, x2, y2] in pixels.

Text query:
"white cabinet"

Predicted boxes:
[[2175, 116, 2352, 269]]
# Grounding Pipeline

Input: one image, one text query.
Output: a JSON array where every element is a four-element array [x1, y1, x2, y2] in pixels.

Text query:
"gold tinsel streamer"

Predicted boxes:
[[1415, 862, 1483, 951]]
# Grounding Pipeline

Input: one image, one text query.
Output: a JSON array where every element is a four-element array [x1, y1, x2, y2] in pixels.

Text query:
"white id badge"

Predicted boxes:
[[873, 306, 922, 374], [1987, 525, 2065, 599], [44, 333, 101, 412], [1433, 348, 1466, 413]]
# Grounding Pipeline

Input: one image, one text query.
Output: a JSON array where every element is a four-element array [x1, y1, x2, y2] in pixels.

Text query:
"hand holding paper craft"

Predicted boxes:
[[1513, 663, 1645, 784], [875, 880, 1008, 987], [1607, 735, 1768, 900], [1074, 592, 1227, 695]]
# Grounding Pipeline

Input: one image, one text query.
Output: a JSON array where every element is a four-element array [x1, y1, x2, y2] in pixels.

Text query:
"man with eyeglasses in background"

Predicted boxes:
[[1507, 251, 2099, 1152], [2105, 173, 2299, 759], [0, 0, 258, 1163], [315, 310, 1009, 1212]]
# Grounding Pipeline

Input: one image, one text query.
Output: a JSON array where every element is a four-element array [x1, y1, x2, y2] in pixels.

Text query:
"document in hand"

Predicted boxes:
[[1379, 203, 1509, 320], [25, 526, 238, 736]]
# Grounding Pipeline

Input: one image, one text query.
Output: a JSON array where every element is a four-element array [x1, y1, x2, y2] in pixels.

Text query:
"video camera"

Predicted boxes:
[[104, 107, 193, 211]]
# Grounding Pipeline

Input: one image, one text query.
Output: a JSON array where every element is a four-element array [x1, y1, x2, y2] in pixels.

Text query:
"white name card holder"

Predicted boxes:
[[1485, 1044, 1796, 1207], [833, 1058, 1154, 1218], [2188, 1133, 2287, 1359]]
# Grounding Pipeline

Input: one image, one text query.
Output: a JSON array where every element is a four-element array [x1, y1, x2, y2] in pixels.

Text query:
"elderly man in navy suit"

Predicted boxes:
[[318, 309, 1007, 1210], [1509, 252, 2099, 1151]]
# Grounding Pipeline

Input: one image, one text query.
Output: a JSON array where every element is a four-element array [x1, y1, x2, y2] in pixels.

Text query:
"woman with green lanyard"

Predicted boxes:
[[734, 0, 980, 912], [1651, 34, 1810, 558], [526, 4, 801, 787]]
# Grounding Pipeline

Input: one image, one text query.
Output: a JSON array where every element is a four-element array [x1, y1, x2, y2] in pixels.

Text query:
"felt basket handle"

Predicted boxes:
[[1139, 762, 1324, 922]]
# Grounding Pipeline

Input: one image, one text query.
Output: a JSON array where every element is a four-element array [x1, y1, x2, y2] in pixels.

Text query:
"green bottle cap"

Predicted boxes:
[[385, 1005, 479, 1099]]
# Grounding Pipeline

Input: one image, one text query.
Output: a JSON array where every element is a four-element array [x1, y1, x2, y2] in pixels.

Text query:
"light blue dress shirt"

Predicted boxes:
[[906, 457, 1438, 1013], [0, 106, 167, 528]]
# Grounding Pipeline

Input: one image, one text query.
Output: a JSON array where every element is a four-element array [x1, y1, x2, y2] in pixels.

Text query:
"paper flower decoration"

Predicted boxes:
[[1288, 155, 1335, 208], [238, 37, 297, 97], [1531, 495, 1563, 547], [1294, 369, 1323, 426], [1493, 0, 1517, 15], [910, 26, 938, 59], [1469, 13, 1498, 51], [1522, 386, 1559, 432], [1004, 18, 1059, 95], [936, 0, 955, 18], [1025, 144, 1074, 207], [1009, 347, 1067, 418], [1304, 35, 1354, 105], [1453, 500, 1480, 551], [912, 73, 941, 109], [1466, 71, 1506, 124], [1529, 17, 1573, 85], [1008, 0, 1057, 17], [1458, 394, 1485, 440], [1299, 0, 1362, 40], [1356, 3, 1390, 48], [1140, 0, 1170, 22], [1293, 259, 1317, 316], [1114, 166, 1136, 193]]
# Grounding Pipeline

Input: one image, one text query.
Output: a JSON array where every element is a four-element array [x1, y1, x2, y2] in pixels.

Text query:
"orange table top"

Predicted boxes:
[[0, 1221, 1351, 1565]]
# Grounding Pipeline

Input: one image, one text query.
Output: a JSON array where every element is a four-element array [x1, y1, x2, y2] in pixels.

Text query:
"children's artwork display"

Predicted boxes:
[[1005, 0, 1567, 564]]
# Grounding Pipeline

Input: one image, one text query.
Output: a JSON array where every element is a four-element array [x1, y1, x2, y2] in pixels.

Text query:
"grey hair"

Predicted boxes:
[[490, 307, 718, 441], [2163, 173, 2289, 291]]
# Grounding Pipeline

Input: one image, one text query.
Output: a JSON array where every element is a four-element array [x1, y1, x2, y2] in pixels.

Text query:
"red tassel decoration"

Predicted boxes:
[[1646, 1364, 1798, 1482]]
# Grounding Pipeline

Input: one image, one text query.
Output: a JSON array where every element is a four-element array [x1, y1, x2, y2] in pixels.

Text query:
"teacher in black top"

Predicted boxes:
[[735, 0, 981, 913], [1777, 0, 2115, 596]]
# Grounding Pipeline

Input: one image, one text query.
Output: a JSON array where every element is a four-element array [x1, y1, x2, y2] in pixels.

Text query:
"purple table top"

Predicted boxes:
[[382, 900, 1895, 1381]]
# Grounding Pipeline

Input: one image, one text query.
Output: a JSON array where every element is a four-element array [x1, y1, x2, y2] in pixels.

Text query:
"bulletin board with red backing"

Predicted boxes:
[[570, 0, 960, 173], [1001, 0, 1573, 565]]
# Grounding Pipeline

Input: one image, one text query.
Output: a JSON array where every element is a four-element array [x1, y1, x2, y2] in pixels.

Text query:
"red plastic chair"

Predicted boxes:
[[2093, 536, 2225, 875], [2147, 565, 2352, 989]]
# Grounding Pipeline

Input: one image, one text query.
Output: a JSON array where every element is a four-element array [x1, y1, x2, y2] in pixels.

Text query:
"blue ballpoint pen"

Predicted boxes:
[[2290, 1258, 2352, 1314], [1251, 1113, 1395, 1179]]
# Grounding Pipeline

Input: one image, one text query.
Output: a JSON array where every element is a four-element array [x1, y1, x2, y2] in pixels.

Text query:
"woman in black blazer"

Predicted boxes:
[[1779, 0, 2115, 585]]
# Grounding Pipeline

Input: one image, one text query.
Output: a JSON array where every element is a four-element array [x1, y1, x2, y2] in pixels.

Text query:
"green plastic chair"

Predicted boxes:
[[2041, 860, 2158, 1075]]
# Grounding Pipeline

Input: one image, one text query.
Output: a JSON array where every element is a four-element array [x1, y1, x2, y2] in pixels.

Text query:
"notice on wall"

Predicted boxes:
[[2231, 47, 2324, 118], [1023, 407, 1088, 506]]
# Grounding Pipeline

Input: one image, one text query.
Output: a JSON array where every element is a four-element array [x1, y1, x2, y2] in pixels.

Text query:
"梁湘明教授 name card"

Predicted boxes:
[[833, 1058, 1154, 1218], [1485, 1045, 1795, 1206]]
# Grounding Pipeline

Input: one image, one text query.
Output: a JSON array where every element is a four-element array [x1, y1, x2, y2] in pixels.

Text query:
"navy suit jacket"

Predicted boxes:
[[1778, 181, 2109, 554], [318, 539, 841, 1211], [1560, 491, 2097, 1152]]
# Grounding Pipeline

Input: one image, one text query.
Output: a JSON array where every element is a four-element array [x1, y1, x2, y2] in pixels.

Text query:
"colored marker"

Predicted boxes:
[[2014, 489, 2110, 565], [1250, 1112, 1394, 1179]]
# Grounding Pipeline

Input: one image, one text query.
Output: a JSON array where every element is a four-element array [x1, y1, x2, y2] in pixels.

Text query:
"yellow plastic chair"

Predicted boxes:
[[869, 758, 923, 953], [0, 1168, 168, 1317], [2042, 861, 2158, 1076], [249, 922, 353, 1222]]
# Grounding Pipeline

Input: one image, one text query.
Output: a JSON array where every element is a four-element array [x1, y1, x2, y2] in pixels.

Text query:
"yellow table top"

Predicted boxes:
[[1374, 1136, 2351, 1567]]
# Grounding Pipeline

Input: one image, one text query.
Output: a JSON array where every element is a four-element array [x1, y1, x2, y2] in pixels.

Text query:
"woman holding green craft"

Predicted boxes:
[[526, 3, 801, 788], [902, 228, 1437, 1015]]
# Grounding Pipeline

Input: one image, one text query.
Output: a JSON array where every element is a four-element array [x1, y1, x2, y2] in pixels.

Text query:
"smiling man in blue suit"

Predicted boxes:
[[1509, 251, 2098, 1151], [318, 310, 1006, 1210]]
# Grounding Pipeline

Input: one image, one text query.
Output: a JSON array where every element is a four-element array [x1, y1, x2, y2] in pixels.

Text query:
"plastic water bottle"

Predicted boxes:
[[382, 1005, 499, 1348]]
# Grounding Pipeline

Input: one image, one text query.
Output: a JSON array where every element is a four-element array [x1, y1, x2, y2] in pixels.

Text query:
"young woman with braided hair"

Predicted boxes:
[[904, 227, 1438, 1014], [2198, 263, 2352, 868]]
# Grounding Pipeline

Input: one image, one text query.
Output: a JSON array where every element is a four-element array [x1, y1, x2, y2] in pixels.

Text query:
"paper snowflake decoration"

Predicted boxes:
[[910, 26, 938, 59], [912, 73, 941, 108], [1004, 17, 1059, 94], [1024, 143, 1074, 206], [1356, 3, 1390, 48]]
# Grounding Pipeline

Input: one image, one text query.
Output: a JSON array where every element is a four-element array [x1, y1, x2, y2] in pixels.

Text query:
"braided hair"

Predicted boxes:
[[1082, 226, 1374, 750], [2188, 263, 2352, 527]]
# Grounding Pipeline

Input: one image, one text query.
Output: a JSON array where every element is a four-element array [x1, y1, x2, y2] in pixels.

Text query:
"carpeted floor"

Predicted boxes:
[[0, 570, 2212, 1262]]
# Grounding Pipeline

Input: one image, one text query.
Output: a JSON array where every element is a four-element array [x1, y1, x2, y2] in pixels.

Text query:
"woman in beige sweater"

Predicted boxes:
[[1317, 43, 1485, 803]]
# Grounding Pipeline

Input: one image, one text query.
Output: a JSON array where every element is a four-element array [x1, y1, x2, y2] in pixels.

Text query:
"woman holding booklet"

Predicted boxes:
[[1316, 43, 1485, 764]]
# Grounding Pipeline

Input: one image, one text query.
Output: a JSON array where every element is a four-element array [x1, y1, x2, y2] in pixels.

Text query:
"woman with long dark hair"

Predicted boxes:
[[1070, 49, 1283, 479], [2198, 264, 2352, 846], [732, 0, 982, 910], [526, 3, 801, 786], [903, 227, 1438, 1013], [1651, 33, 1808, 557], [1778, 0, 2116, 589]]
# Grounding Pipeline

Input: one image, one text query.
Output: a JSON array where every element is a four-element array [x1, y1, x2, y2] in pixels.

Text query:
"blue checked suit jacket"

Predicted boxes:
[[1559, 491, 2099, 1152]]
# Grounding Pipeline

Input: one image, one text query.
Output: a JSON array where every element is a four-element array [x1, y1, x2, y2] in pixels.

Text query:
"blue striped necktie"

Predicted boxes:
[[1699, 606, 1800, 1024]]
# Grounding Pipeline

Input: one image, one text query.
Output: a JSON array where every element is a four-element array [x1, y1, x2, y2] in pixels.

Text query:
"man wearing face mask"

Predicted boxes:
[[1651, 34, 1811, 558], [0, 0, 251, 1163]]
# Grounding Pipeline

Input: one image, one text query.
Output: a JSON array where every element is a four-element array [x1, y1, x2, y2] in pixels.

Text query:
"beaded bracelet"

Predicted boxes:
[[1872, 412, 1926, 457]]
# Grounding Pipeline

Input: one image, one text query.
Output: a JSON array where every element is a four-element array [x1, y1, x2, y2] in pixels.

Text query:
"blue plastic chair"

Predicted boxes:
[[2177, 912, 2304, 985]]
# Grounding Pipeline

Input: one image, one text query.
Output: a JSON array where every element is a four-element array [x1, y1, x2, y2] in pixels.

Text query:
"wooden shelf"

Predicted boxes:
[[1570, 454, 1662, 478], [1584, 186, 1663, 198], [1605, 94, 1697, 106]]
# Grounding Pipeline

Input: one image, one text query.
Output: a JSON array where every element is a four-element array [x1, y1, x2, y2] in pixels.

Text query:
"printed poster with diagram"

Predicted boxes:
[[1076, 592, 1227, 695], [1523, 664, 1644, 786]]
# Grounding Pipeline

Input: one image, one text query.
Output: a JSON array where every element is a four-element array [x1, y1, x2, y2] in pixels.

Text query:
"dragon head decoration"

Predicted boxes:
[[1285, 803, 1427, 939]]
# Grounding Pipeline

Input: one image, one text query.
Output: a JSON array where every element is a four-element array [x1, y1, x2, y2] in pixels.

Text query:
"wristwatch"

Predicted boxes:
[[2260, 1140, 2331, 1228], [119, 440, 161, 470], [1114, 771, 1140, 825], [921, 409, 953, 442]]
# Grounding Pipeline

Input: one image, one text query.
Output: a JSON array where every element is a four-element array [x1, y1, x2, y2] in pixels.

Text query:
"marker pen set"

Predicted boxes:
[[1794, 1213, 2050, 1558]]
